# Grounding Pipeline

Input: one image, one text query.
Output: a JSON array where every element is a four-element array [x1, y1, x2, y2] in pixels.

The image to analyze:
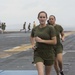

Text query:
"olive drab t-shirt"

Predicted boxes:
[[53, 24, 63, 44], [31, 25, 56, 59]]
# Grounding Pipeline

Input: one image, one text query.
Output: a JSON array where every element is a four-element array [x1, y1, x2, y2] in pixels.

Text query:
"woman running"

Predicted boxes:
[[48, 15, 65, 75], [30, 11, 57, 75]]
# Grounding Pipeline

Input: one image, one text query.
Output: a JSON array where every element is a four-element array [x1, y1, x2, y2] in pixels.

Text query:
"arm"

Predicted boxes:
[[35, 36, 57, 45], [61, 31, 65, 42], [30, 36, 37, 50], [35, 26, 57, 45], [30, 36, 35, 46], [30, 28, 35, 46], [42, 36, 57, 44], [30, 27, 37, 50]]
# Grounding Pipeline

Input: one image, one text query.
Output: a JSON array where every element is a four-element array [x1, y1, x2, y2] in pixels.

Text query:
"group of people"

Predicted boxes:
[[0, 22, 6, 34], [20, 21, 36, 33], [30, 11, 65, 75]]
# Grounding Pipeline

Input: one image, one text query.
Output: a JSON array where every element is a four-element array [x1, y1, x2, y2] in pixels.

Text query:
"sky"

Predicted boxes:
[[0, 0, 75, 31]]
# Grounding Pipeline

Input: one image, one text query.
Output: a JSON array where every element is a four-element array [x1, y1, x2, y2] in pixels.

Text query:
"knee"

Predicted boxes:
[[58, 58, 62, 63]]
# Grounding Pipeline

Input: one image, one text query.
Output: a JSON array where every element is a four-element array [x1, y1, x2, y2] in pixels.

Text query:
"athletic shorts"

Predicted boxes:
[[54, 43, 63, 56], [34, 56, 54, 66]]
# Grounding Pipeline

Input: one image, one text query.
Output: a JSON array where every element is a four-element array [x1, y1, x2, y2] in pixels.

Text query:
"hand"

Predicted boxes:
[[32, 45, 37, 50], [35, 36, 43, 43], [61, 37, 65, 42]]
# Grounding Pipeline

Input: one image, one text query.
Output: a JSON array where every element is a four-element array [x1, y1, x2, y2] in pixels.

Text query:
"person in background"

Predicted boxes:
[[48, 15, 65, 75], [30, 11, 57, 75], [0, 21, 3, 34], [20, 22, 26, 33], [0, 20, 2, 28], [33, 21, 36, 28], [23, 22, 26, 33], [2, 22, 6, 33], [28, 23, 31, 32]]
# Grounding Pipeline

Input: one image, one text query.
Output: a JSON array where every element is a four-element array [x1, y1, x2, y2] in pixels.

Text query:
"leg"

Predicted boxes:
[[20, 29, 22, 32], [57, 53, 63, 71], [25, 29, 26, 33], [44, 59, 54, 75], [1, 30, 3, 34], [57, 53, 64, 75], [45, 65, 52, 75], [54, 57, 60, 75], [36, 62, 44, 75]]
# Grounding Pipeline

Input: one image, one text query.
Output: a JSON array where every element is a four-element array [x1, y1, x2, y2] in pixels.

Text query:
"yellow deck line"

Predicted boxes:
[[0, 44, 32, 58], [0, 52, 11, 58], [65, 31, 74, 37], [4, 44, 32, 52], [4, 31, 75, 53], [0, 31, 74, 58]]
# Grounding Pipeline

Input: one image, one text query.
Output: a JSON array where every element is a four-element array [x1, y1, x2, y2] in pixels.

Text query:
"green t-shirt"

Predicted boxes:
[[53, 24, 63, 44], [31, 25, 56, 59], [31, 25, 56, 52]]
